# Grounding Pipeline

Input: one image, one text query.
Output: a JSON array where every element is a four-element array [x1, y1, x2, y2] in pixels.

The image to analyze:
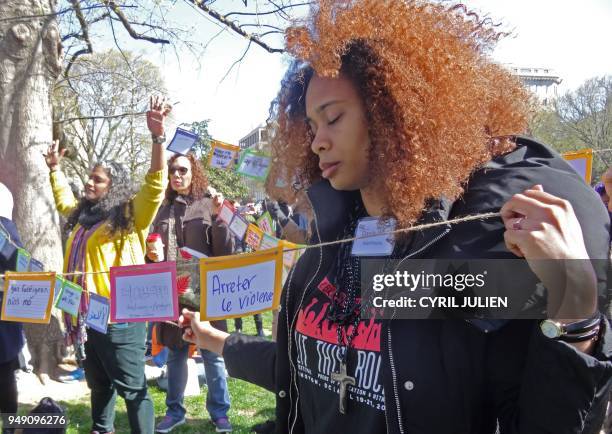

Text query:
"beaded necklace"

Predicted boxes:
[[326, 200, 366, 414]]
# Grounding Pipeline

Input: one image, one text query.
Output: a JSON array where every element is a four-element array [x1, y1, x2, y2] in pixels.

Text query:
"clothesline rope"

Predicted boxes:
[[0, 211, 501, 280]]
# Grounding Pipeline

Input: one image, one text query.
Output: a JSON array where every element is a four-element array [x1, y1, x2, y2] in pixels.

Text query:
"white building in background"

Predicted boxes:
[[239, 125, 269, 151], [238, 125, 270, 201], [507, 65, 562, 106]]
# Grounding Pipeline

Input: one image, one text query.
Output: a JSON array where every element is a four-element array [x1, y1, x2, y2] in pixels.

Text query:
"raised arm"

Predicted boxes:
[[44, 140, 77, 217], [132, 96, 171, 230]]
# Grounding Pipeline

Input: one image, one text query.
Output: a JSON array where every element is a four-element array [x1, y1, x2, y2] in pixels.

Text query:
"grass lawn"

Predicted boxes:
[[61, 312, 276, 433]]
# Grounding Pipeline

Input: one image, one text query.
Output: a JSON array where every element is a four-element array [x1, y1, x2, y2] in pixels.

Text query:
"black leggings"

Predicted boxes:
[[0, 358, 18, 414]]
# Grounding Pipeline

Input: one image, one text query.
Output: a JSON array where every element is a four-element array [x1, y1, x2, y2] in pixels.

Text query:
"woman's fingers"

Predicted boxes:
[[500, 192, 543, 222]]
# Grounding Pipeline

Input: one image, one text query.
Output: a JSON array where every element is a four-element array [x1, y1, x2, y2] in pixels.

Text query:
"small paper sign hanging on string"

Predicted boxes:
[[280, 241, 299, 269], [236, 151, 271, 181], [55, 280, 83, 317], [167, 127, 199, 155], [28, 258, 44, 272], [1, 272, 56, 324], [54, 276, 65, 305], [16, 249, 30, 272], [218, 200, 236, 226], [86, 293, 110, 334], [259, 233, 279, 251], [228, 213, 249, 240], [208, 140, 240, 170], [256, 211, 274, 236], [245, 224, 264, 250]]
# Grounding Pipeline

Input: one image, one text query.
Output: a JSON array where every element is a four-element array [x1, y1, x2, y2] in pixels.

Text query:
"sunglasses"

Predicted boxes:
[[169, 166, 189, 175]]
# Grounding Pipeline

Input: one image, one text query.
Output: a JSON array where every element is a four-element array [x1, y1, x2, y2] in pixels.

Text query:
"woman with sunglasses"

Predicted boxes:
[[147, 152, 234, 433], [178, 1, 611, 433]]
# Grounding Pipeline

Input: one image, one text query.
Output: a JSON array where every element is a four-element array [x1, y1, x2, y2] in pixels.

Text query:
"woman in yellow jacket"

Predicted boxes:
[[44, 96, 170, 434]]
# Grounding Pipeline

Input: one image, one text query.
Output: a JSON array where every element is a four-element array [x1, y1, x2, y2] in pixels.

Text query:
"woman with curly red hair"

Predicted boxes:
[[147, 152, 235, 433], [180, 1, 611, 433]]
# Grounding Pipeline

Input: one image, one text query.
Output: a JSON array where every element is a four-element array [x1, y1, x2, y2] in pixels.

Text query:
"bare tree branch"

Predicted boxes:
[[64, 0, 94, 77], [103, 0, 170, 44], [61, 12, 111, 42], [239, 23, 284, 31], [224, 2, 311, 18], [185, 0, 285, 54], [54, 111, 147, 124], [220, 40, 252, 83]]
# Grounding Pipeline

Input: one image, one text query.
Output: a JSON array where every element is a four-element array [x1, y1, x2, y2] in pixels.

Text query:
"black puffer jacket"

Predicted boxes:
[[223, 137, 612, 434]]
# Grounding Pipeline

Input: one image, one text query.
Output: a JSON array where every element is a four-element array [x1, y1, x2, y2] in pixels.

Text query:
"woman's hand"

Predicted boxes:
[[147, 95, 172, 138], [501, 185, 597, 323], [179, 309, 229, 355], [44, 140, 66, 171], [145, 243, 163, 262]]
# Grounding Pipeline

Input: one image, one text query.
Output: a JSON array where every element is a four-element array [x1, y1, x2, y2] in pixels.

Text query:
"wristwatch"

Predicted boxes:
[[540, 312, 601, 341], [152, 134, 166, 144]]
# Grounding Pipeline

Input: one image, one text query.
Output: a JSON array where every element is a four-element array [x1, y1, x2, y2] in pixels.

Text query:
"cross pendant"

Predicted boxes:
[[330, 361, 356, 414]]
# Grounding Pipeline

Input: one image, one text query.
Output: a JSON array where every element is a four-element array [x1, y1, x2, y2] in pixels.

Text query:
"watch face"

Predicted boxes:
[[540, 320, 561, 339]]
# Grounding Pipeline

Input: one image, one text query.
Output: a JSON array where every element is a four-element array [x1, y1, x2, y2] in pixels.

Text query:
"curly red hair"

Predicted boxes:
[[266, 0, 530, 227], [165, 153, 209, 203]]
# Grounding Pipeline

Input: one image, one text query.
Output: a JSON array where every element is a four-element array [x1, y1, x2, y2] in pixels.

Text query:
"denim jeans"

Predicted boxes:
[[165, 345, 230, 421]]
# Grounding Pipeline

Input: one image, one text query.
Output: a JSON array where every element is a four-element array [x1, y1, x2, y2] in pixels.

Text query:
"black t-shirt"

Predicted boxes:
[[294, 274, 387, 433]]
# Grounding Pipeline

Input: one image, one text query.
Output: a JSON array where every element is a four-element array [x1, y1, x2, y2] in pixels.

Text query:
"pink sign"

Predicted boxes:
[[110, 262, 178, 322]]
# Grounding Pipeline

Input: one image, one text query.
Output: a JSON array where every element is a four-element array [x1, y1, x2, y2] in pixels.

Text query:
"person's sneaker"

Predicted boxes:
[[155, 416, 185, 433], [212, 417, 233, 432], [57, 367, 85, 383]]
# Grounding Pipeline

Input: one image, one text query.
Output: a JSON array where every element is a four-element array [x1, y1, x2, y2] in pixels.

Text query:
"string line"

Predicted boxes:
[[0, 211, 501, 280]]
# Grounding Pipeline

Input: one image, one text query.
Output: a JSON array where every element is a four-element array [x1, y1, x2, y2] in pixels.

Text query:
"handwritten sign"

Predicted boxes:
[[200, 247, 283, 320], [351, 217, 396, 257], [257, 211, 274, 236], [208, 141, 240, 170], [218, 200, 236, 226], [563, 149, 593, 184], [1, 272, 55, 324], [259, 233, 279, 251], [110, 262, 178, 322], [16, 249, 30, 272], [166, 127, 199, 155], [245, 224, 264, 250], [55, 280, 83, 317], [236, 151, 271, 181], [228, 213, 249, 240], [86, 293, 110, 334]]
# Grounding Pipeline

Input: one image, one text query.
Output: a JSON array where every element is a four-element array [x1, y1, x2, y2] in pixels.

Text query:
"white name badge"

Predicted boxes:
[[351, 217, 396, 257]]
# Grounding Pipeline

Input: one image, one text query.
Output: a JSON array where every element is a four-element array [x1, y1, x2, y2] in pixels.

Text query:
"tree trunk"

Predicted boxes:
[[0, 0, 63, 271], [0, 1, 66, 380]]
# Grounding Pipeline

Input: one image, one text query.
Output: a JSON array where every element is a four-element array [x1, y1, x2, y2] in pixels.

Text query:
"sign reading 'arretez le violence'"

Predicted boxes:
[[200, 246, 283, 321]]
